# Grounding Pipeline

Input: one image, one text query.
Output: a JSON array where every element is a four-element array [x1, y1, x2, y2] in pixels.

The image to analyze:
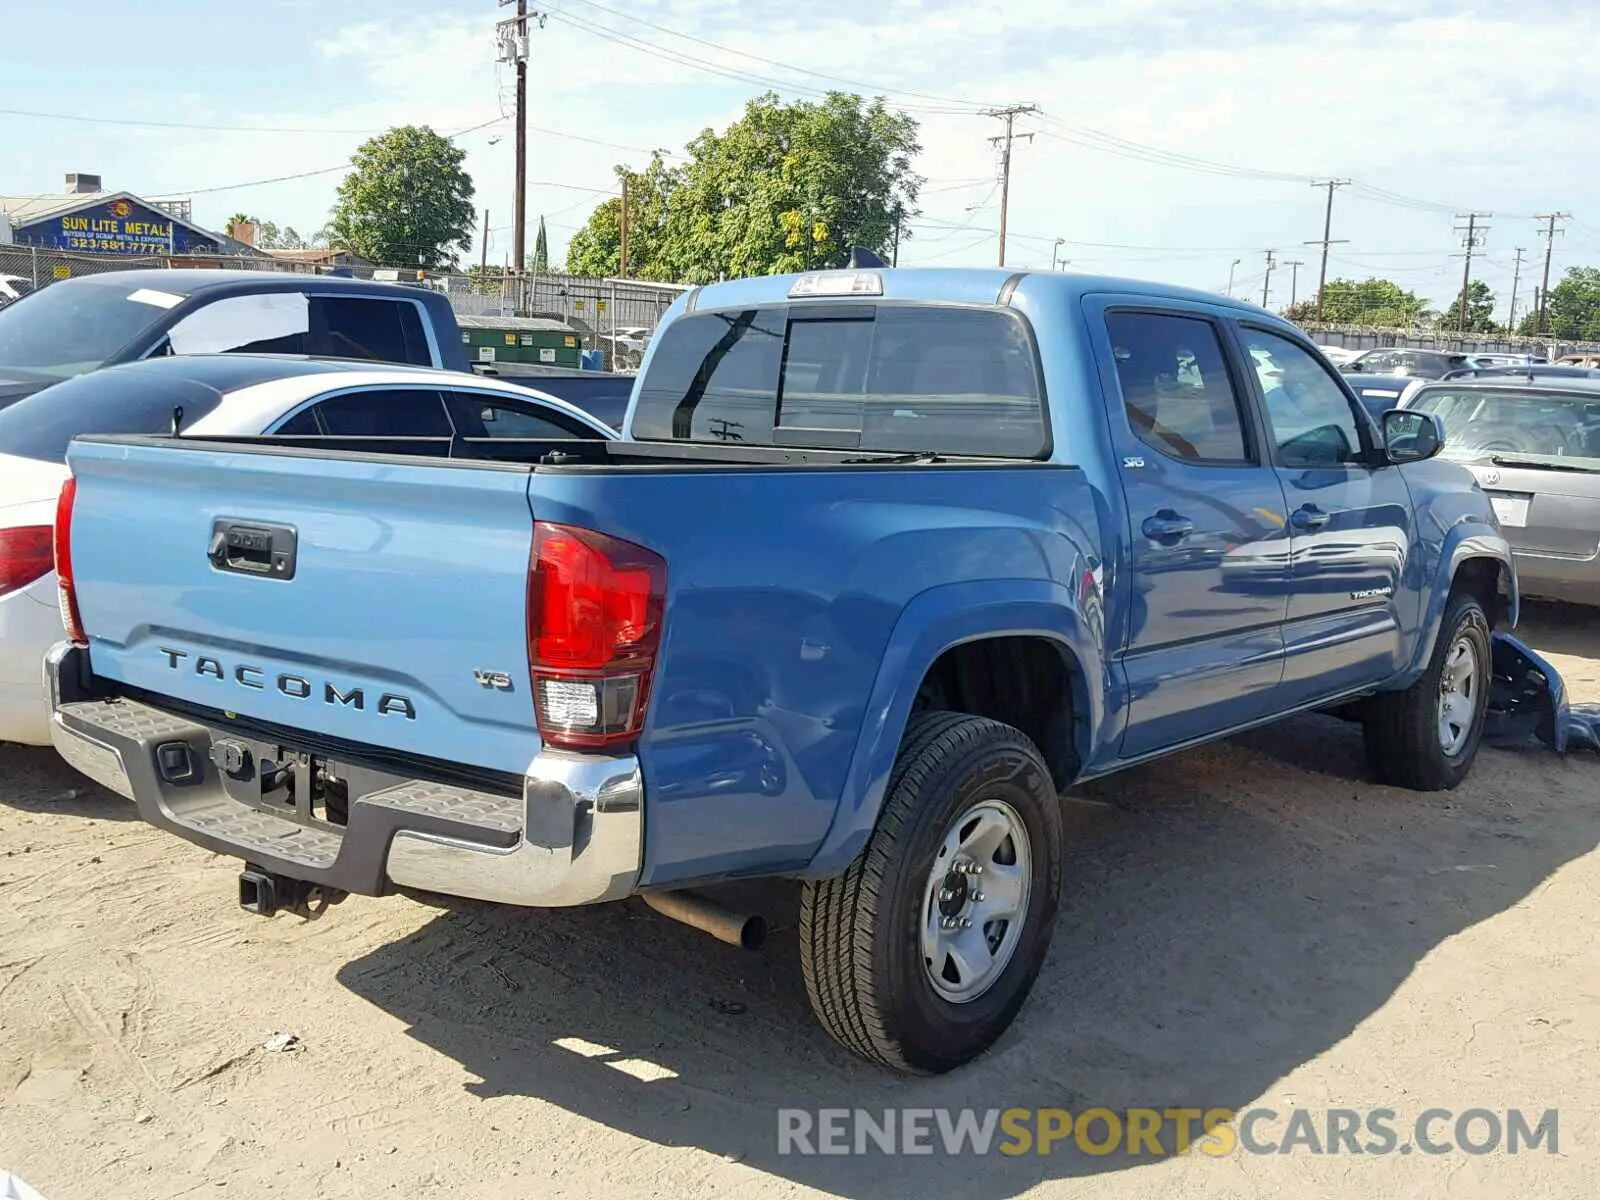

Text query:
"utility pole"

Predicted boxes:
[[1261, 249, 1277, 309], [1050, 238, 1064, 272], [1453, 212, 1491, 332], [497, 2, 545, 285], [891, 206, 903, 267], [1225, 258, 1240, 297], [479, 209, 490, 273], [618, 172, 629, 278], [1533, 212, 1569, 334], [1284, 259, 1305, 309], [1507, 247, 1526, 333], [983, 105, 1039, 268], [1306, 179, 1350, 323]]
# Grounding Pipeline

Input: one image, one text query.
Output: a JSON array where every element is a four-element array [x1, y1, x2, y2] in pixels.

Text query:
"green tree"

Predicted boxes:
[[326, 125, 476, 270], [223, 214, 308, 250], [565, 154, 676, 278], [1284, 277, 1426, 327], [566, 92, 923, 283], [529, 215, 550, 274], [1529, 266, 1600, 340], [1437, 280, 1497, 333]]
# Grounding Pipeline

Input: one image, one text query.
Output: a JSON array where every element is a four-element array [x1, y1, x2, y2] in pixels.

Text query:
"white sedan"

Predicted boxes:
[[0, 355, 617, 744]]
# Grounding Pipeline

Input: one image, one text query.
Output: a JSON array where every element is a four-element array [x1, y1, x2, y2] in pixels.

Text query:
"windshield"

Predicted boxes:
[[0, 277, 186, 379], [1409, 386, 1600, 470]]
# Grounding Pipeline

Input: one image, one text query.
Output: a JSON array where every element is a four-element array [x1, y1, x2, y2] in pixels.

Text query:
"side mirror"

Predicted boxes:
[[1342, 362, 1362, 373], [1382, 409, 1444, 464]]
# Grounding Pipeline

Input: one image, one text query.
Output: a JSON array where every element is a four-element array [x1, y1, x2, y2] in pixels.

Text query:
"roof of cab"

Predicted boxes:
[[70, 353, 450, 395], [681, 267, 1271, 317], [60, 268, 438, 301]]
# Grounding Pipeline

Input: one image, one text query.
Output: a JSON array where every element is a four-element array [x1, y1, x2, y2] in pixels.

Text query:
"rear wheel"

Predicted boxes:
[[1363, 590, 1491, 791], [799, 713, 1063, 1073]]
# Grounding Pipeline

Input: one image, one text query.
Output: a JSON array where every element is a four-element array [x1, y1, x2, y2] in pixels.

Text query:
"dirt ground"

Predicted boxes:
[[2, 602, 1597, 1200]]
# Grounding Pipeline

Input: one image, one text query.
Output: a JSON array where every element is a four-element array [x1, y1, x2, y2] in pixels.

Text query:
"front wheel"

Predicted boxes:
[[799, 713, 1064, 1073], [1363, 590, 1491, 791]]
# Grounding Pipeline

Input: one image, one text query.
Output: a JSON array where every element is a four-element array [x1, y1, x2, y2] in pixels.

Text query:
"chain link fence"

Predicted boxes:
[[5, 245, 1597, 357]]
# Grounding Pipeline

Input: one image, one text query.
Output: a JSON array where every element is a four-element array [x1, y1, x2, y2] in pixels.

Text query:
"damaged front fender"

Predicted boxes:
[[1485, 632, 1600, 756]]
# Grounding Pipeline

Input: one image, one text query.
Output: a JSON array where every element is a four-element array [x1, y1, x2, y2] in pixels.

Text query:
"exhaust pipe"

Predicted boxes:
[[642, 889, 767, 951]]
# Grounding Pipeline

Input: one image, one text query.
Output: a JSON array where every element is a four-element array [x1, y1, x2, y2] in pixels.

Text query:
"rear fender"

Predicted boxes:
[[801, 578, 1102, 877]]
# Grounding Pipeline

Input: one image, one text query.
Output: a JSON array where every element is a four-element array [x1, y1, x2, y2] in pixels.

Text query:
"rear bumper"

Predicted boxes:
[[45, 643, 643, 907]]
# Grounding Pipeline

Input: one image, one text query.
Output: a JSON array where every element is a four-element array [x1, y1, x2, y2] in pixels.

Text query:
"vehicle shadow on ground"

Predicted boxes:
[[337, 713, 1600, 1197], [0, 744, 138, 820]]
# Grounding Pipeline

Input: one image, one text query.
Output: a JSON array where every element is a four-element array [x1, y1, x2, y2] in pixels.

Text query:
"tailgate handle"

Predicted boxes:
[[208, 519, 298, 580]]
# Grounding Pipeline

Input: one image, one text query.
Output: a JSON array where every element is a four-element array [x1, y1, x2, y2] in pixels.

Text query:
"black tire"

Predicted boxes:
[[1363, 590, 1491, 791], [799, 712, 1064, 1073]]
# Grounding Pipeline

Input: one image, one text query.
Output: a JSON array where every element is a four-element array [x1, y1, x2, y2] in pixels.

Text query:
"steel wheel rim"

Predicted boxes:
[[1436, 634, 1480, 757], [920, 798, 1033, 1004]]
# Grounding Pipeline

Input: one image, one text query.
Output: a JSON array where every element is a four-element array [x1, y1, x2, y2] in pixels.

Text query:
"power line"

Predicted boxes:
[[1534, 212, 1569, 333], [1261, 249, 1278, 309], [1451, 212, 1492, 329], [1508, 247, 1526, 331], [558, 0, 992, 113], [985, 105, 1038, 267], [1306, 180, 1350, 322], [544, 9, 978, 115]]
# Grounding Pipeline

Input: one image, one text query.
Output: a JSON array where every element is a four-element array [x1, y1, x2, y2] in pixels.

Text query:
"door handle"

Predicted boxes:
[[1291, 504, 1331, 530], [1141, 511, 1194, 542]]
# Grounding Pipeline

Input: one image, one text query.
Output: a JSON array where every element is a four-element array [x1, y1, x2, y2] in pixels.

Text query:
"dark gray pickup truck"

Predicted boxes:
[[0, 269, 471, 409]]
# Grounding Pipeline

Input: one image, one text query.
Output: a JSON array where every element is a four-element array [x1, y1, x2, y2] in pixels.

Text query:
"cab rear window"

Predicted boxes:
[[631, 303, 1047, 457]]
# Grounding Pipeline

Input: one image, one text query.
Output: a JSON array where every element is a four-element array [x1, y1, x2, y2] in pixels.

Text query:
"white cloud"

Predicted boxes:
[[27, 0, 1591, 315]]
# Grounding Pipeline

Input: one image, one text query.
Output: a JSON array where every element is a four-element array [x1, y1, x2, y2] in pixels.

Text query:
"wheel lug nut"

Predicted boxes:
[[938, 888, 955, 902], [970, 891, 985, 902], [971, 864, 984, 875], [940, 916, 958, 930], [958, 918, 972, 930]]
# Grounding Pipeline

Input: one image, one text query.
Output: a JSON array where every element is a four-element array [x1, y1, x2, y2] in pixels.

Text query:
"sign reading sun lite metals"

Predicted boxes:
[[12, 197, 218, 255]]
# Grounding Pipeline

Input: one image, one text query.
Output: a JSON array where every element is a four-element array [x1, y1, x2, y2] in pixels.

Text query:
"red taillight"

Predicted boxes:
[[0, 525, 55, 598], [54, 478, 86, 646], [528, 521, 666, 750]]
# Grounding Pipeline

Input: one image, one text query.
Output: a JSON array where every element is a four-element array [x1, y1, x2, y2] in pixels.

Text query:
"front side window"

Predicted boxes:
[[442, 391, 596, 439], [631, 303, 1046, 456], [1106, 310, 1250, 463], [1241, 327, 1367, 467], [166, 293, 310, 356]]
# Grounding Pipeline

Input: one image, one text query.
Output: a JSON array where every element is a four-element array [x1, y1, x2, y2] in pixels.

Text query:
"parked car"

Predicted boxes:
[[46, 268, 1513, 1074], [0, 273, 31, 309], [0, 269, 473, 409], [1315, 344, 1360, 366], [1403, 378, 1600, 604], [1342, 373, 1424, 420], [1556, 353, 1600, 368], [1343, 347, 1473, 378], [0, 355, 614, 745], [1441, 364, 1600, 383], [1467, 353, 1548, 367]]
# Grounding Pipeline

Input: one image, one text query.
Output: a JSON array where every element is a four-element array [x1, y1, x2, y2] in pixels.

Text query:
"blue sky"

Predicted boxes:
[[4, 0, 1598, 317]]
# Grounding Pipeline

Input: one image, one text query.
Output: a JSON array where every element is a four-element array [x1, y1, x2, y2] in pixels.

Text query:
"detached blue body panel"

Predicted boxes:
[[63, 267, 1523, 893]]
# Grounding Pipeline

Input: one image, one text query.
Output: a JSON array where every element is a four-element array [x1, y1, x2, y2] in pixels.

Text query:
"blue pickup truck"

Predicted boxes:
[[45, 268, 1515, 1074]]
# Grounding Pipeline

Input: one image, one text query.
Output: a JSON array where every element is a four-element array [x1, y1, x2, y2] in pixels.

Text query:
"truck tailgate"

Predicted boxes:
[[66, 439, 541, 775]]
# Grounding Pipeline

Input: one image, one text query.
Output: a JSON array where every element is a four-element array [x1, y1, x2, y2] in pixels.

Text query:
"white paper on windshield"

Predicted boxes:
[[125, 288, 184, 309], [166, 292, 309, 355]]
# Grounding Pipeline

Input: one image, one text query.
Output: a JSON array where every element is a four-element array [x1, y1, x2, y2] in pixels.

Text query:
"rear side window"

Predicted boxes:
[[631, 304, 1046, 456], [1106, 311, 1251, 463], [311, 298, 433, 366]]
